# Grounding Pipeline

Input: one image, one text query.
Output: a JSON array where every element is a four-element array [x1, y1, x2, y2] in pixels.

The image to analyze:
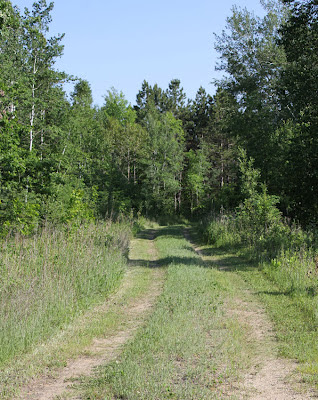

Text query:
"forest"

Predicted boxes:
[[0, 0, 316, 232], [1, 0, 318, 398]]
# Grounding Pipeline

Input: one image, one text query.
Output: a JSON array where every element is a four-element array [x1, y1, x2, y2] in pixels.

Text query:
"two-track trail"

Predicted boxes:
[[6, 225, 318, 399], [17, 229, 164, 400], [184, 228, 316, 400]]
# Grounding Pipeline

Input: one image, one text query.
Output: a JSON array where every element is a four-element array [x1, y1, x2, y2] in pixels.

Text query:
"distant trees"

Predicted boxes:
[[1, 0, 318, 232], [278, 0, 318, 222], [214, 0, 288, 179], [211, 0, 318, 224]]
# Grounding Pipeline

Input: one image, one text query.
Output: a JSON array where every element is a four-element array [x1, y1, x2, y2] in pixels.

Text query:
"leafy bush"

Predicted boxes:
[[45, 177, 97, 225], [201, 149, 315, 263], [0, 190, 40, 236]]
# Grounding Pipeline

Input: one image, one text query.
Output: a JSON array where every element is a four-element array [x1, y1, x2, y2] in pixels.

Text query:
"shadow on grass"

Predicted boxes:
[[184, 227, 257, 272], [135, 229, 157, 241], [129, 256, 203, 269], [131, 227, 200, 269], [154, 226, 185, 239], [199, 246, 243, 257], [203, 255, 255, 272], [257, 290, 292, 296], [258, 286, 318, 298], [132, 226, 256, 273], [136, 226, 184, 241]]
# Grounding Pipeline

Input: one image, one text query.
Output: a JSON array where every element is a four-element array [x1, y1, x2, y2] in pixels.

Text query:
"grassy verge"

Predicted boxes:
[[0, 220, 131, 368], [239, 268, 318, 387], [0, 221, 161, 399], [197, 216, 318, 388], [81, 226, 253, 400]]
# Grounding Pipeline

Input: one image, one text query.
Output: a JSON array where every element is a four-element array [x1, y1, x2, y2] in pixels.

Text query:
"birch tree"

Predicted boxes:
[[21, 0, 65, 152]]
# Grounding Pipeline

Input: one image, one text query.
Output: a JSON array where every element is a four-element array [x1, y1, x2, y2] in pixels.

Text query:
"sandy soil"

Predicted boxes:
[[184, 228, 317, 400], [19, 231, 163, 400], [228, 296, 316, 399]]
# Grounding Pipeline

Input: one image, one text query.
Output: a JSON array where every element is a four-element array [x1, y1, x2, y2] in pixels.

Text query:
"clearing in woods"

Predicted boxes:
[[2, 225, 317, 399]]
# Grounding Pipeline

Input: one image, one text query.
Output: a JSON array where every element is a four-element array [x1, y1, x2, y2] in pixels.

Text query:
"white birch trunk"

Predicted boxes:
[[29, 55, 37, 152]]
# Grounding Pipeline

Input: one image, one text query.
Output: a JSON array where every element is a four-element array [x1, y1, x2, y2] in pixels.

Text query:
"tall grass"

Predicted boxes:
[[199, 214, 241, 249], [0, 220, 131, 367], [200, 210, 318, 294]]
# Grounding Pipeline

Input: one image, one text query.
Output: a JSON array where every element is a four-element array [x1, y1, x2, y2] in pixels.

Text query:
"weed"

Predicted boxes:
[[0, 220, 131, 367]]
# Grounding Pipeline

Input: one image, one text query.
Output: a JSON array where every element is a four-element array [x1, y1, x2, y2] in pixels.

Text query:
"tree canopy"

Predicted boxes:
[[0, 0, 317, 232]]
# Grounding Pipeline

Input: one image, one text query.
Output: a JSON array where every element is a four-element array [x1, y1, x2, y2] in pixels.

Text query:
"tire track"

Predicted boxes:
[[183, 228, 316, 400], [19, 230, 164, 400]]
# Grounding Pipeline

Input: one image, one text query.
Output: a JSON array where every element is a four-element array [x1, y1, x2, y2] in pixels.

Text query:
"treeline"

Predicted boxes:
[[0, 0, 317, 234]]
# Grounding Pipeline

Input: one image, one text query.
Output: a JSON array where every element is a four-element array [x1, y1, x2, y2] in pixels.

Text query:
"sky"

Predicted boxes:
[[12, 0, 266, 107]]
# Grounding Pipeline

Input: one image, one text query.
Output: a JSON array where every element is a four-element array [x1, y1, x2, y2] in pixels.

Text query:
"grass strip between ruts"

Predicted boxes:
[[81, 225, 252, 400]]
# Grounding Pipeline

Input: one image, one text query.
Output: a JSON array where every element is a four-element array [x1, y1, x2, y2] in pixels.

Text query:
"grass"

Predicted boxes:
[[240, 268, 318, 386], [80, 225, 253, 400], [6, 218, 314, 398], [0, 220, 161, 399], [198, 215, 318, 389], [0, 220, 131, 368]]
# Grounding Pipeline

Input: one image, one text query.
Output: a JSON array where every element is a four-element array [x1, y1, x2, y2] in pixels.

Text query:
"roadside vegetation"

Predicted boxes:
[[0, 220, 132, 368], [197, 156, 318, 387]]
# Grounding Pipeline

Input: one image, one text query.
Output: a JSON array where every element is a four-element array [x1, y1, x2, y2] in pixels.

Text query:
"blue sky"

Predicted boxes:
[[13, 0, 266, 106]]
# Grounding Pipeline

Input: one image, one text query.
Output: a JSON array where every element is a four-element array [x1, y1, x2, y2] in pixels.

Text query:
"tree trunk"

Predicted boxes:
[[30, 98, 35, 152], [127, 149, 130, 182], [178, 171, 182, 212], [220, 141, 224, 188], [29, 56, 37, 152]]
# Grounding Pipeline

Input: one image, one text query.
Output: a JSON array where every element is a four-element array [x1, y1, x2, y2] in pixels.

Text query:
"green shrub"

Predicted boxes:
[[45, 178, 97, 225], [236, 186, 282, 247], [0, 190, 40, 236]]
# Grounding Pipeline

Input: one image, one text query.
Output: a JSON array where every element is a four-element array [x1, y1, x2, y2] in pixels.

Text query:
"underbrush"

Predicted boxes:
[[0, 220, 132, 367], [199, 211, 318, 298]]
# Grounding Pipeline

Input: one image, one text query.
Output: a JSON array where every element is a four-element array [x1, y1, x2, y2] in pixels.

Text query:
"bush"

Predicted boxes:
[[263, 248, 318, 295], [0, 190, 40, 236]]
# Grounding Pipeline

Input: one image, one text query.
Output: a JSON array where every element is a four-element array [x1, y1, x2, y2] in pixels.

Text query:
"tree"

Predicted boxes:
[[100, 88, 148, 212], [184, 148, 209, 214], [20, 0, 65, 152], [214, 0, 288, 179], [0, 1, 24, 118], [135, 80, 167, 122], [71, 79, 93, 108], [144, 110, 185, 215], [208, 89, 238, 195], [188, 87, 214, 149], [278, 0, 318, 223], [165, 79, 187, 119]]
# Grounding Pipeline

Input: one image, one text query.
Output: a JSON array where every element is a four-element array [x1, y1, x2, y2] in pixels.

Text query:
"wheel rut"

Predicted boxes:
[[19, 229, 164, 400], [184, 228, 316, 400]]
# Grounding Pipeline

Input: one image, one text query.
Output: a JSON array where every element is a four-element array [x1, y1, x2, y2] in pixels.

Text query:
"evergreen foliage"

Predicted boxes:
[[0, 0, 317, 231]]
